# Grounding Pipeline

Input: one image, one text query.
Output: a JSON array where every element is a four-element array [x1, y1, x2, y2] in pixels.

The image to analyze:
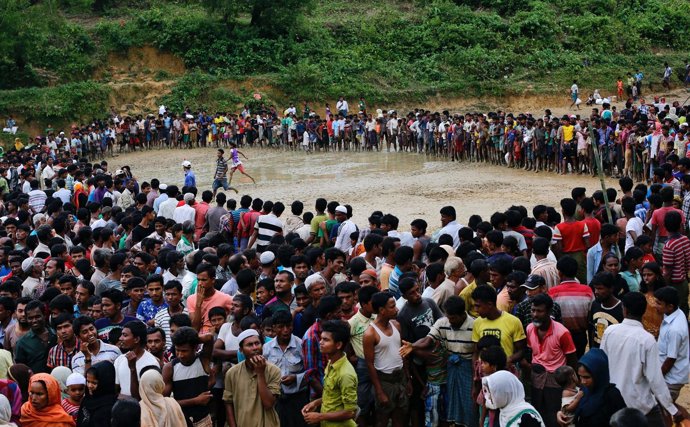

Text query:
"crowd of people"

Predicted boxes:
[[0, 90, 689, 427], [8, 89, 690, 186]]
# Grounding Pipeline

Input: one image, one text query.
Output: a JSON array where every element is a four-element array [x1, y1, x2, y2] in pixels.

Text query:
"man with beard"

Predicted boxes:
[[114, 320, 159, 399], [525, 293, 577, 427], [300, 273, 328, 331], [71, 316, 121, 375], [47, 313, 80, 369], [14, 300, 57, 373], [5, 297, 32, 353], [262, 270, 298, 321], [223, 329, 281, 427]]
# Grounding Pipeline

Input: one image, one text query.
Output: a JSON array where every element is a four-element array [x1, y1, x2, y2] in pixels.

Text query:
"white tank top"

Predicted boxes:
[[370, 322, 404, 374]]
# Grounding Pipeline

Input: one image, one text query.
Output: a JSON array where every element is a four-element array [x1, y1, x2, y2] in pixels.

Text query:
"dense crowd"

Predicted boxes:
[[0, 91, 689, 427]]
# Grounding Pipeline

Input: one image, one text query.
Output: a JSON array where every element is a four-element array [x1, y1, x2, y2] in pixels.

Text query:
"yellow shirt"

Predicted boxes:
[[471, 311, 526, 357], [562, 125, 574, 142], [223, 360, 281, 427], [321, 355, 358, 427], [348, 311, 373, 359], [459, 280, 479, 318]]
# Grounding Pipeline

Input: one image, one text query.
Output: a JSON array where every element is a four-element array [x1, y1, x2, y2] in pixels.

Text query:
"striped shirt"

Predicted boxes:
[[548, 280, 593, 333], [47, 338, 81, 370], [71, 340, 122, 374], [662, 234, 690, 284], [254, 213, 283, 250], [428, 316, 475, 360], [154, 306, 188, 349], [215, 157, 227, 179]]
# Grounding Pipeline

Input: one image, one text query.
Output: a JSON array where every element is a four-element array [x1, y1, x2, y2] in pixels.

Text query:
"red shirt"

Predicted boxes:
[[662, 234, 690, 285], [651, 206, 686, 237], [582, 217, 601, 248], [553, 221, 590, 253], [526, 320, 576, 372]]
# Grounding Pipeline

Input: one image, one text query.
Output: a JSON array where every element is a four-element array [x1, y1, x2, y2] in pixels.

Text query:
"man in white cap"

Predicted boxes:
[[258, 251, 277, 281], [173, 193, 196, 225], [334, 205, 357, 254], [21, 257, 42, 297], [182, 160, 196, 188], [223, 329, 281, 427]]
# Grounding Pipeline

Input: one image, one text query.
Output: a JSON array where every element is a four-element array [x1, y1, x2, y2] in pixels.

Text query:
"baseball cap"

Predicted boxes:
[[260, 251, 275, 265], [181, 160, 192, 168], [521, 274, 546, 290], [115, 169, 124, 176]]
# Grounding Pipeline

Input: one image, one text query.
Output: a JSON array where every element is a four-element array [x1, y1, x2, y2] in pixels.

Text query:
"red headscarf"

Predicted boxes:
[[20, 373, 76, 427]]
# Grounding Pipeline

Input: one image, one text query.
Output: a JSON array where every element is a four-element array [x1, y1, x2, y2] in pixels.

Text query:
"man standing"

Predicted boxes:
[[182, 160, 196, 188], [14, 300, 57, 373], [661, 210, 690, 315], [223, 329, 281, 427], [654, 286, 689, 416], [188, 264, 232, 334], [113, 320, 159, 399], [348, 286, 377, 425], [436, 206, 461, 249], [570, 80, 579, 110], [302, 320, 358, 426], [248, 202, 285, 252], [601, 292, 685, 426], [530, 237, 560, 290], [263, 311, 310, 427], [526, 294, 577, 427], [47, 313, 81, 370], [363, 292, 409, 427], [334, 205, 358, 254], [553, 198, 590, 283]]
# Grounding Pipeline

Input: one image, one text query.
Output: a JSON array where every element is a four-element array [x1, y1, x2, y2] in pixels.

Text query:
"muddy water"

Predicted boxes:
[[117, 147, 618, 232]]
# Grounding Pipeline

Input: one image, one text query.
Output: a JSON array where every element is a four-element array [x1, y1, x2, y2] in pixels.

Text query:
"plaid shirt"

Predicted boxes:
[[302, 320, 327, 397], [47, 338, 81, 370], [683, 192, 690, 232]]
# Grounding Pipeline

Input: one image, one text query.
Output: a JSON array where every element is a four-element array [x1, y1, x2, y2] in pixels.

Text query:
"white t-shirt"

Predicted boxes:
[[114, 350, 159, 396], [625, 216, 644, 252]]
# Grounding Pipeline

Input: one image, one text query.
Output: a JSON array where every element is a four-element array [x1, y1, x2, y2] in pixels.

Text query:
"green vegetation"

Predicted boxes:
[[1, 0, 689, 123]]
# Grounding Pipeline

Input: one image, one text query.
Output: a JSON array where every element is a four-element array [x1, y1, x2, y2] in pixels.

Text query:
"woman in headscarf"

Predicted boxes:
[[482, 370, 545, 427], [0, 379, 21, 425], [77, 361, 117, 427], [138, 369, 186, 427], [20, 373, 76, 427], [557, 348, 626, 427], [0, 394, 17, 427], [51, 366, 72, 399], [7, 365, 31, 404]]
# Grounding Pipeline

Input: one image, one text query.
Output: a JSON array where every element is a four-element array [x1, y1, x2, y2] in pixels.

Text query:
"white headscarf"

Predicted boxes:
[[482, 371, 545, 427], [139, 369, 187, 427], [0, 394, 16, 426]]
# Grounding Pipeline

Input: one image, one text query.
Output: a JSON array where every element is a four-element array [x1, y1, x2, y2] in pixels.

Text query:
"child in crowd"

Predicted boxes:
[[554, 365, 583, 427], [62, 372, 86, 422]]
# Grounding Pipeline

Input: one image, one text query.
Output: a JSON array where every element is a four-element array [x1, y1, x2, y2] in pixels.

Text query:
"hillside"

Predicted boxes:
[[1, 0, 689, 129]]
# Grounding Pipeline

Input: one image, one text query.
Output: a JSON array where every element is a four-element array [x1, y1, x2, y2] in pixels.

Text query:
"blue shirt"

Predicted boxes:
[[184, 171, 196, 188], [659, 309, 690, 385], [136, 299, 168, 323]]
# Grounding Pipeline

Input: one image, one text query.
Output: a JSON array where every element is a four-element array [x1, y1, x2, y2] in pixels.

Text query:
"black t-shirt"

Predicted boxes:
[[131, 223, 154, 244], [588, 299, 624, 348]]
